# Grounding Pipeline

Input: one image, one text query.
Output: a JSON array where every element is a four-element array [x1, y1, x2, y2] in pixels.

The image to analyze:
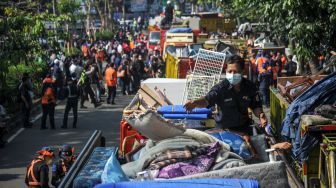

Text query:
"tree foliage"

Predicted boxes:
[[193, 0, 336, 73], [0, 1, 82, 110], [234, 0, 336, 73]]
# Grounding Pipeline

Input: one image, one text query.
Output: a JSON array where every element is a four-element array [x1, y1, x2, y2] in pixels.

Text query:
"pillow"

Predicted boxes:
[[101, 150, 129, 184], [126, 110, 185, 141]]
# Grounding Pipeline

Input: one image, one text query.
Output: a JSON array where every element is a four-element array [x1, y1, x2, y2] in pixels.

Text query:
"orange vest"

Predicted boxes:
[[82, 45, 90, 57], [41, 78, 55, 105], [130, 41, 135, 49], [27, 158, 43, 186], [250, 57, 257, 73], [319, 55, 325, 61], [256, 57, 271, 74], [96, 50, 105, 62], [105, 67, 117, 87], [281, 56, 287, 66]]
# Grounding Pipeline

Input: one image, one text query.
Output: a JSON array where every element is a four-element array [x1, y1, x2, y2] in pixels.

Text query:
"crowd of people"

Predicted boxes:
[[17, 28, 165, 131], [247, 49, 298, 107], [22, 27, 167, 187]]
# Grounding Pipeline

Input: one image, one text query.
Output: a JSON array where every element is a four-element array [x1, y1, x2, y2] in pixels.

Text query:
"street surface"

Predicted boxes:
[[0, 94, 133, 188]]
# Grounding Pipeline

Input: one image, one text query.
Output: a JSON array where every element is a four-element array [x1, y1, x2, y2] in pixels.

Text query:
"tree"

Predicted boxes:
[[234, 0, 336, 74], [84, 0, 116, 39], [56, 0, 82, 52], [0, 0, 51, 109]]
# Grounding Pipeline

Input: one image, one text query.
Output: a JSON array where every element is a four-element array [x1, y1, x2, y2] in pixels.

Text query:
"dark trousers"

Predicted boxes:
[[107, 86, 116, 103], [41, 103, 55, 129], [81, 84, 96, 106], [121, 77, 130, 95], [21, 103, 31, 127], [259, 87, 270, 107], [259, 75, 271, 107], [132, 75, 141, 93], [63, 98, 78, 128]]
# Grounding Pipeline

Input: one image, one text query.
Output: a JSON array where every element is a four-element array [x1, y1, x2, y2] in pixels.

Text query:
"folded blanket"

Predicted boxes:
[[145, 144, 212, 170], [122, 129, 241, 178], [157, 142, 220, 179]]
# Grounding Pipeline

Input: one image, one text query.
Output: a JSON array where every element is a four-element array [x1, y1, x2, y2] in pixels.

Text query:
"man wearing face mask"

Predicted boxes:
[[184, 55, 268, 135]]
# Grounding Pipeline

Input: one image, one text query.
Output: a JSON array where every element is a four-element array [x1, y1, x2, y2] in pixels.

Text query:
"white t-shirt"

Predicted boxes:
[[69, 64, 77, 74], [117, 44, 123, 54]]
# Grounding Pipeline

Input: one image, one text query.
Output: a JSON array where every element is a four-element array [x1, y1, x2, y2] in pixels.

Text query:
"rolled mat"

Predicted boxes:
[[157, 105, 211, 115], [163, 113, 209, 120]]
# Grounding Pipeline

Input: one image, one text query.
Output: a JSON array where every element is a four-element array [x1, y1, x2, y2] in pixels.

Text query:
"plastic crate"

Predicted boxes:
[[319, 134, 336, 188], [299, 124, 336, 188]]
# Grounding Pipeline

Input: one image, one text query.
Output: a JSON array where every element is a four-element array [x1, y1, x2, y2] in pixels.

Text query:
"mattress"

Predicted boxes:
[[94, 178, 259, 188], [73, 147, 116, 188]]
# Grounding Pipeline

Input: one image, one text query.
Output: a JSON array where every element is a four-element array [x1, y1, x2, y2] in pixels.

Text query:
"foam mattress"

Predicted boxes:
[[73, 147, 116, 188]]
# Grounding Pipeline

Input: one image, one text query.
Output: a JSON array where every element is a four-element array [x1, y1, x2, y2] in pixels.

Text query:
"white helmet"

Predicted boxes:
[[167, 1, 171, 4]]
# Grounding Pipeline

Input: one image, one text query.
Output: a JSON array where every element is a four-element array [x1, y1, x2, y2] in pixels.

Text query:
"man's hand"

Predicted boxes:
[[184, 100, 196, 113], [259, 113, 268, 128], [271, 142, 292, 150]]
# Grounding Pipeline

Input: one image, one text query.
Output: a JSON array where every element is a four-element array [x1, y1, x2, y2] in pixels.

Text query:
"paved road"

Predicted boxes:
[[0, 94, 133, 188]]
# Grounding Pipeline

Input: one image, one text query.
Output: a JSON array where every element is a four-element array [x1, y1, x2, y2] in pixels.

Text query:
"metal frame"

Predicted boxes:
[[182, 49, 227, 103]]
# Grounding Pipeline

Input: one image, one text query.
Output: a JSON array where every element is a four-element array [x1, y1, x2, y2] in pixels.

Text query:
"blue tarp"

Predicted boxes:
[[210, 132, 252, 159], [157, 105, 211, 115], [281, 72, 336, 163], [167, 28, 193, 33], [95, 178, 259, 188], [101, 150, 129, 184]]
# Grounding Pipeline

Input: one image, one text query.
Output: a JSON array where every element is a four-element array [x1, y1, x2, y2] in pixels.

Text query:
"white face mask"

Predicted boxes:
[[226, 73, 242, 85]]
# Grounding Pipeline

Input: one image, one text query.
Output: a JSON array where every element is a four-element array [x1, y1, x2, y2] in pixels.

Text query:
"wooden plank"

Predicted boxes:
[[141, 84, 168, 106], [138, 91, 158, 108]]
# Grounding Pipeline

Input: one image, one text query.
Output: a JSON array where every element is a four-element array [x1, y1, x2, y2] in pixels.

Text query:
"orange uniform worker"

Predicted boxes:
[[256, 51, 272, 107], [96, 47, 105, 63], [40, 74, 56, 130], [105, 63, 117, 104], [25, 147, 54, 188]]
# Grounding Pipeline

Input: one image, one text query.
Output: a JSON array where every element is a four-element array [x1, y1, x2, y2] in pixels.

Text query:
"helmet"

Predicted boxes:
[[37, 147, 54, 158], [59, 145, 74, 158]]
